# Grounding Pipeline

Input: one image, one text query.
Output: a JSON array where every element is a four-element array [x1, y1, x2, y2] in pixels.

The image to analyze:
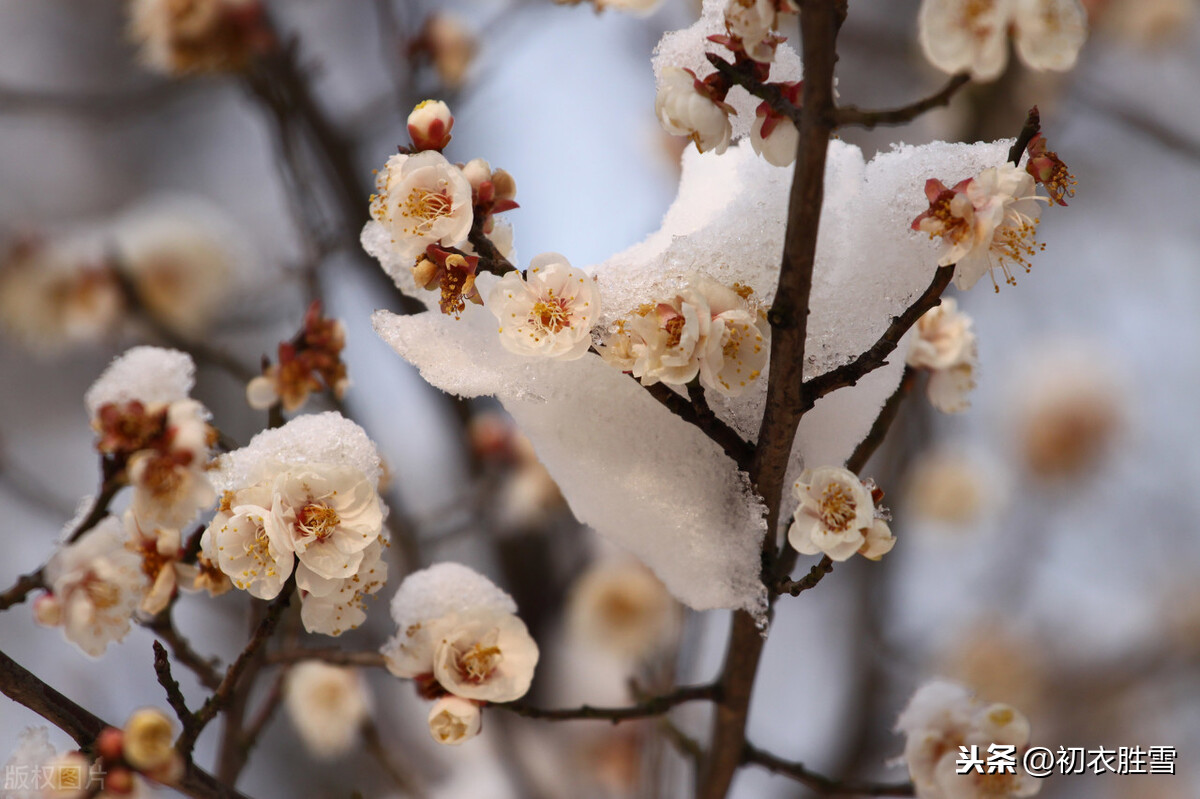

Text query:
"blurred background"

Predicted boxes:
[[1, 0, 1199, 797]]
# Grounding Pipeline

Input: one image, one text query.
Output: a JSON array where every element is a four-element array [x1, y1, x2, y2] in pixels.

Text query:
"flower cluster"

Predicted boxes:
[[200, 461, 388, 635], [129, 0, 270, 76], [912, 160, 1048, 292], [382, 563, 540, 745], [655, 1, 804, 163], [601, 274, 769, 398], [0, 198, 247, 354], [918, 0, 1088, 81], [246, 300, 349, 412], [368, 100, 518, 317], [896, 680, 1041, 799], [787, 467, 894, 562], [488, 253, 600, 361], [907, 298, 979, 414]]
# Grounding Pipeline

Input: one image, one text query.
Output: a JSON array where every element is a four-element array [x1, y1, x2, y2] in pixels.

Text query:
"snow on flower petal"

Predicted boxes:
[[489, 254, 600, 360]]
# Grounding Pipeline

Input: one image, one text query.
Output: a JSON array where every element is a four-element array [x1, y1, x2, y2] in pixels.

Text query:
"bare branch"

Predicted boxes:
[[774, 555, 834, 597], [265, 648, 387, 668], [1007, 106, 1042, 165], [743, 742, 914, 796], [499, 683, 719, 723], [144, 612, 223, 691], [836, 74, 970, 129]]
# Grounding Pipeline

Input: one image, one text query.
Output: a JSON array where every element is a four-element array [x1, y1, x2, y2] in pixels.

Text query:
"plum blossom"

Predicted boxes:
[[39, 518, 147, 656], [896, 680, 1041, 799], [246, 301, 349, 412], [787, 467, 894, 562], [488, 254, 600, 360], [751, 101, 800, 167], [724, 0, 783, 62], [918, 0, 1087, 81], [413, 14, 476, 89], [0, 237, 124, 355], [603, 274, 767, 397], [129, 0, 266, 75], [912, 164, 1044, 291], [370, 151, 474, 261], [298, 538, 389, 636], [284, 662, 372, 758], [906, 298, 979, 414], [127, 399, 217, 530], [655, 67, 734, 154], [567, 561, 680, 660], [1012, 0, 1088, 72], [201, 481, 292, 599], [270, 464, 384, 583], [122, 708, 182, 781], [408, 99, 454, 152], [428, 696, 483, 745], [124, 513, 195, 615], [431, 609, 540, 703]]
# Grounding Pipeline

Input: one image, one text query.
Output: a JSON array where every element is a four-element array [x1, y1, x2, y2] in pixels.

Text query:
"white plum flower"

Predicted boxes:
[[906, 298, 979, 414], [626, 292, 711, 387], [427, 696, 482, 746], [381, 562, 519, 680], [407, 99, 454, 152], [369, 151, 474, 261], [298, 538, 389, 636], [113, 195, 249, 337], [1013, 0, 1087, 72], [751, 111, 799, 167], [787, 467, 893, 562], [431, 609, 540, 703], [129, 0, 262, 75], [567, 561, 680, 661], [127, 398, 216, 530], [124, 513, 194, 616], [655, 67, 733, 154], [488, 254, 600, 360], [0, 238, 124, 355], [284, 662, 371, 758], [691, 276, 769, 397], [201, 482, 293, 600], [918, 0, 1011, 81], [897, 680, 1041, 799], [270, 464, 384, 583], [918, 0, 1087, 80], [724, 0, 780, 62], [912, 164, 1044, 291], [40, 518, 147, 656]]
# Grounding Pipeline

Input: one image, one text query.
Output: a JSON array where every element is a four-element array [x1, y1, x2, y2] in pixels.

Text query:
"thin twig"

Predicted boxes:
[[742, 742, 914, 796], [1007, 106, 1041, 165], [144, 612, 223, 691], [179, 581, 296, 756], [705, 54, 803, 127], [0, 570, 46, 611], [265, 648, 387, 668], [153, 641, 196, 729], [499, 683, 719, 723], [802, 265, 954, 411], [640, 379, 754, 471], [774, 555, 834, 597], [468, 215, 518, 276], [0, 647, 255, 799], [836, 74, 970, 129]]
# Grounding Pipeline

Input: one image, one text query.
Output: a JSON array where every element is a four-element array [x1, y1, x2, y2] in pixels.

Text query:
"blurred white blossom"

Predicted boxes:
[[284, 662, 371, 758]]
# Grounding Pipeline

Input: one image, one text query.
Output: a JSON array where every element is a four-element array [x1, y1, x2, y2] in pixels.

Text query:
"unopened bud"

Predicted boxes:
[[412, 256, 439, 289], [490, 168, 516, 202], [122, 708, 176, 772], [407, 100, 454, 152], [33, 593, 62, 627], [461, 158, 492, 192]]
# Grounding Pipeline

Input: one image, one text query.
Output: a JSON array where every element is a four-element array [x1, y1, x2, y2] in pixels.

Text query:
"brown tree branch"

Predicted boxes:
[[0, 647, 255, 799], [178, 581, 296, 757], [467, 215, 517, 276], [802, 265, 954, 412], [153, 641, 197, 732], [700, 3, 842, 796], [743, 742, 914, 796], [1007, 106, 1041, 165], [499, 683, 719, 723], [265, 648, 387, 668], [144, 612, 224, 691], [774, 554, 834, 597], [705, 53, 803, 127], [836, 74, 970, 129]]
